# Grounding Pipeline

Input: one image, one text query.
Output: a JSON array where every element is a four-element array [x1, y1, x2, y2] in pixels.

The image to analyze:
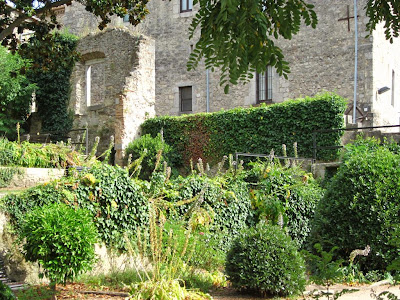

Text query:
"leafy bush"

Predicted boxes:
[[21, 202, 97, 285], [225, 223, 306, 297], [164, 173, 253, 252], [141, 93, 346, 167], [2, 163, 149, 250], [0, 281, 16, 300], [310, 138, 400, 271], [246, 161, 323, 248], [124, 133, 174, 180], [0, 46, 36, 139]]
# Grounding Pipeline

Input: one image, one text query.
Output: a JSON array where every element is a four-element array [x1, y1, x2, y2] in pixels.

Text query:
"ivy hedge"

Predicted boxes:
[[21, 32, 79, 137], [141, 93, 347, 166]]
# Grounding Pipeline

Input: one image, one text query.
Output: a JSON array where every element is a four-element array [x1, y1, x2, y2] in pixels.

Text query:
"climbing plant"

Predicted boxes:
[[20, 32, 79, 137], [142, 93, 347, 167]]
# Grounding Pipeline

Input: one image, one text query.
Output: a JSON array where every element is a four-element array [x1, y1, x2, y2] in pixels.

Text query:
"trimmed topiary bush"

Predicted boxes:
[[225, 223, 306, 297], [310, 137, 400, 271], [21, 202, 97, 285]]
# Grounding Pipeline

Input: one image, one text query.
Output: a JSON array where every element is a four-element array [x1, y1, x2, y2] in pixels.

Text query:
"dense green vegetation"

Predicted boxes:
[[20, 33, 79, 136], [0, 47, 35, 139], [141, 93, 346, 167], [226, 223, 306, 297], [310, 137, 400, 272], [1, 131, 400, 299]]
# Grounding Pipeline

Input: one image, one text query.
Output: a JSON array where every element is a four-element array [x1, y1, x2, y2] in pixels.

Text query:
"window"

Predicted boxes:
[[180, 86, 192, 112], [180, 0, 193, 12], [85, 59, 105, 107], [256, 66, 273, 103], [86, 65, 92, 106]]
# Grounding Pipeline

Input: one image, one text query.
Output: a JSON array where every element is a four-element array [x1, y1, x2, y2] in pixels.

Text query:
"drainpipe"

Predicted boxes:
[[206, 69, 210, 113], [353, 0, 358, 124]]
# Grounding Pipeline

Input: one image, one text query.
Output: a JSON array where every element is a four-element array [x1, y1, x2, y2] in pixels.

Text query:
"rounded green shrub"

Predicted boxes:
[[21, 202, 97, 284], [310, 138, 400, 271], [0, 281, 16, 300], [124, 133, 173, 180], [225, 223, 306, 297]]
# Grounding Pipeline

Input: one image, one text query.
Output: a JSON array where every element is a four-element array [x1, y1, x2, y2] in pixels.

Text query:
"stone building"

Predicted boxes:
[[69, 29, 155, 164], [56, 0, 400, 162]]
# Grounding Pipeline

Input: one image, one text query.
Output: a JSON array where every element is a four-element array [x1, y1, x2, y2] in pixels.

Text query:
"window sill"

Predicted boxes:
[[87, 104, 105, 111], [179, 10, 195, 18]]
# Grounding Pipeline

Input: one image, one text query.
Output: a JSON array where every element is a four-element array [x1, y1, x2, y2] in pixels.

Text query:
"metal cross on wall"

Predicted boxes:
[[338, 5, 359, 31]]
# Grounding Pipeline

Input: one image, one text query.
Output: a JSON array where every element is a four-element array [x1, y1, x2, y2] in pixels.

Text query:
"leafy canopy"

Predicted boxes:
[[0, 0, 399, 90]]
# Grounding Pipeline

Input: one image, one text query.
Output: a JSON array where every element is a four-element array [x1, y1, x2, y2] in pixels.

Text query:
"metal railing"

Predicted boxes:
[[312, 124, 400, 162]]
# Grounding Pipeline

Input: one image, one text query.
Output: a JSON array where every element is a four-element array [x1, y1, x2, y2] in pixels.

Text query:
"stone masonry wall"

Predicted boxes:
[[60, 0, 397, 127], [125, 0, 378, 123], [372, 22, 400, 128], [69, 29, 155, 164]]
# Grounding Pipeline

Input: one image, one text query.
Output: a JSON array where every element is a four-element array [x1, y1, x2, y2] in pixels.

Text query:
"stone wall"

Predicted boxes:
[[59, 0, 398, 127], [0, 167, 65, 189], [69, 29, 155, 164]]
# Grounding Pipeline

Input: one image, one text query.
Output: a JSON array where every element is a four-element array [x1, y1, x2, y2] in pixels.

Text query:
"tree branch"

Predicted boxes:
[[0, 0, 72, 41]]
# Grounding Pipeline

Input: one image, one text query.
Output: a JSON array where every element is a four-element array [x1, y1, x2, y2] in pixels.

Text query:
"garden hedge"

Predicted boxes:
[[309, 138, 400, 271], [141, 93, 347, 167]]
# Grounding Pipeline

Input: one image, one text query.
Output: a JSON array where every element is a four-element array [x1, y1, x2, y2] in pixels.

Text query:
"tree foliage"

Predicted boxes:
[[0, 46, 35, 138], [187, 0, 317, 93]]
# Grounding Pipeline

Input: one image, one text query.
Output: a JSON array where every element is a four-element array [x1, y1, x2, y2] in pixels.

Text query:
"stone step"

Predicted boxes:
[[0, 257, 27, 291]]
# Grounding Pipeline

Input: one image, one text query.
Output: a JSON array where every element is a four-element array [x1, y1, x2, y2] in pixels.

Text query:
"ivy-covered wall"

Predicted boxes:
[[141, 93, 347, 166], [21, 32, 79, 137]]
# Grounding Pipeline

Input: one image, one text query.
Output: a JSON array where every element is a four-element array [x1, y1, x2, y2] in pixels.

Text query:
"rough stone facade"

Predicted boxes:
[[60, 0, 400, 153], [69, 28, 155, 164]]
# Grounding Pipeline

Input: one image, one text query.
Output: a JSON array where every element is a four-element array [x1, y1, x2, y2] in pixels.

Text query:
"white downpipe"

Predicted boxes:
[[353, 0, 358, 124], [206, 69, 210, 113]]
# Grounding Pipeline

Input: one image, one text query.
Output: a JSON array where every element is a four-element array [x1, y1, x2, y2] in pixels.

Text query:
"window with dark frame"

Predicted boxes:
[[180, 0, 193, 12], [180, 86, 192, 112], [256, 66, 273, 103]]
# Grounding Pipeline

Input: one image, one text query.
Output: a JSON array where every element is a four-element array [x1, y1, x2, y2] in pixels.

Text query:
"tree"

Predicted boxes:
[[1, 0, 399, 90], [0, 46, 35, 138]]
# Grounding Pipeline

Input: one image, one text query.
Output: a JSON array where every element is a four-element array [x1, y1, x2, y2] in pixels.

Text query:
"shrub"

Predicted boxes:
[[164, 174, 252, 252], [21, 202, 97, 285], [124, 133, 174, 180], [141, 93, 347, 167], [0, 281, 16, 300], [225, 223, 306, 297], [310, 138, 400, 271], [246, 161, 323, 248]]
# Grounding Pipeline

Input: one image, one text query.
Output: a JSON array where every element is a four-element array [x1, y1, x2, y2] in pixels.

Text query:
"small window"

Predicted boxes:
[[256, 66, 273, 103], [180, 0, 193, 12], [180, 86, 192, 112]]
